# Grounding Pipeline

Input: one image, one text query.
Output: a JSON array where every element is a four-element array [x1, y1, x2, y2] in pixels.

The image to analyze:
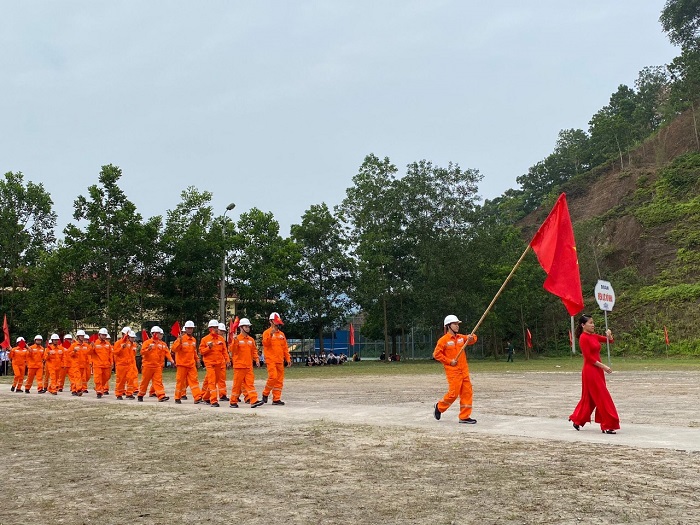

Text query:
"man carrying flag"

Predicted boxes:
[[261, 312, 292, 405], [229, 317, 264, 408], [171, 320, 203, 404], [25, 335, 45, 393], [9, 337, 28, 392]]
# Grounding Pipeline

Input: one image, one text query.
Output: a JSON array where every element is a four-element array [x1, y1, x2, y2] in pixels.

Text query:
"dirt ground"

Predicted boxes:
[[1, 369, 699, 525]]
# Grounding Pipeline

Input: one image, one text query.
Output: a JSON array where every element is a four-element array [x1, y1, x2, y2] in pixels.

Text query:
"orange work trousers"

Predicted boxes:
[[25, 367, 42, 392], [203, 365, 225, 403], [218, 362, 227, 394], [93, 366, 112, 395], [114, 364, 134, 397], [81, 366, 91, 392], [68, 366, 83, 393], [139, 367, 166, 399], [262, 362, 285, 402], [12, 363, 26, 390], [437, 372, 473, 420], [47, 365, 61, 394], [58, 367, 69, 390], [174, 366, 202, 401], [127, 363, 139, 395], [232, 368, 258, 404]]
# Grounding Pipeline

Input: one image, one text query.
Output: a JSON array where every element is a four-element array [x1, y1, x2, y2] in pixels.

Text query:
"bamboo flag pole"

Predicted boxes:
[[454, 244, 532, 360]]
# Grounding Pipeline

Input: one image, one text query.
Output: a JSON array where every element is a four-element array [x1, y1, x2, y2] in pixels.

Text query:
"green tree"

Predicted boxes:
[[660, 0, 700, 50], [288, 203, 355, 350]]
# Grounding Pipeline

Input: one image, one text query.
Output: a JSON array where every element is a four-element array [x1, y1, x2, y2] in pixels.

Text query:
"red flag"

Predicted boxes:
[[89, 333, 98, 343], [526, 328, 533, 349], [529, 193, 585, 316], [62, 338, 71, 349], [18, 339, 26, 349], [170, 321, 181, 337], [141, 329, 149, 342], [349, 323, 355, 347], [1, 314, 10, 349], [664, 326, 669, 345], [568, 330, 573, 346], [228, 317, 240, 344]]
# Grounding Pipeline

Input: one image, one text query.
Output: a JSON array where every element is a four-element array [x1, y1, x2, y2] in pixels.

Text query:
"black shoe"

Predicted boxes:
[[58, 389, 63, 392], [104, 391, 109, 395], [175, 399, 182, 404], [25, 389, 31, 394], [38, 389, 46, 394], [251, 400, 264, 408], [272, 400, 285, 406], [149, 393, 157, 398], [158, 396, 169, 402], [137, 396, 144, 402], [16, 388, 23, 393], [10, 386, 15, 392], [194, 398, 202, 404], [433, 404, 441, 421], [602, 429, 616, 434], [204, 400, 211, 405], [573, 423, 580, 431], [244, 399, 250, 404], [181, 395, 188, 401], [50, 391, 57, 396], [219, 395, 229, 401], [83, 389, 89, 393], [116, 395, 123, 400], [211, 402, 220, 407], [229, 403, 239, 408], [262, 394, 268, 403], [97, 393, 103, 398], [459, 418, 477, 424], [126, 395, 135, 400]]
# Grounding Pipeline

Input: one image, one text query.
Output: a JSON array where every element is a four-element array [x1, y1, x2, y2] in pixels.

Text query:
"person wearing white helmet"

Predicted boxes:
[[63, 334, 83, 395], [215, 322, 231, 401], [43, 333, 64, 395], [74, 330, 92, 394], [228, 318, 264, 408], [58, 334, 73, 392], [90, 328, 113, 398], [113, 327, 137, 400], [125, 330, 140, 399], [137, 326, 173, 402], [261, 312, 292, 405], [171, 320, 203, 404], [24, 335, 46, 393], [199, 319, 228, 407], [9, 337, 29, 392], [433, 315, 479, 424]]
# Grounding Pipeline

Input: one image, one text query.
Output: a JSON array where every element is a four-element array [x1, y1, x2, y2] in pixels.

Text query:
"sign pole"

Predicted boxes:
[[603, 310, 611, 366]]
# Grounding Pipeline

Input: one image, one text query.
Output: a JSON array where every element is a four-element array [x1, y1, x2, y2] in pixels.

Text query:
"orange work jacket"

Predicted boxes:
[[44, 343, 64, 368], [26, 344, 45, 368], [432, 332, 478, 375], [262, 327, 291, 364], [9, 346, 29, 367], [229, 332, 259, 369], [90, 339, 113, 368], [171, 334, 198, 368], [112, 336, 137, 367], [199, 332, 228, 366], [140, 338, 172, 368]]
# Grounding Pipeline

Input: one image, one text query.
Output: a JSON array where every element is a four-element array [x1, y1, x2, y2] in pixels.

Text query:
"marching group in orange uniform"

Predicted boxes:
[[7, 312, 292, 409]]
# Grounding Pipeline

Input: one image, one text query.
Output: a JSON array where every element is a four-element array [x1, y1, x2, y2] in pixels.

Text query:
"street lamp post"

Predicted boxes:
[[220, 202, 236, 323]]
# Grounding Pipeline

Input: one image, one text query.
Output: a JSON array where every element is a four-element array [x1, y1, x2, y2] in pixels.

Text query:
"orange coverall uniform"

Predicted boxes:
[[262, 327, 291, 402], [113, 336, 137, 397], [43, 343, 64, 394], [74, 340, 92, 393], [90, 339, 113, 396], [58, 343, 71, 391], [9, 345, 29, 391], [65, 342, 83, 393], [171, 334, 202, 402], [433, 332, 478, 420], [138, 338, 173, 400], [199, 331, 228, 404], [229, 331, 260, 404], [24, 344, 45, 392]]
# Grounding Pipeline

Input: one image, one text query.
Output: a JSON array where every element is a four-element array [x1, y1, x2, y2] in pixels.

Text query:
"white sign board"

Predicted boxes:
[[594, 280, 615, 312]]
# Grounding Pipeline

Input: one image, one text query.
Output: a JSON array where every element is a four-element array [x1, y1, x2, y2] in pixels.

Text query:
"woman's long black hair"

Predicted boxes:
[[575, 314, 592, 338]]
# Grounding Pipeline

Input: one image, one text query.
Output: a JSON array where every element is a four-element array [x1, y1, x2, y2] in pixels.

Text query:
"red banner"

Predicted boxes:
[[349, 323, 355, 347], [1, 314, 9, 349], [228, 317, 240, 345], [170, 321, 181, 337], [529, 194, 585, 316], [664, 326, 670, 346], [526, 328, 533, 349], [141, 329, 149, 342]]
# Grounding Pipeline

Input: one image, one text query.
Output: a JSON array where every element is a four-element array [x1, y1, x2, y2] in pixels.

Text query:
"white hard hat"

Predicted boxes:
[[106, 334, 111, 339], [151, 326, 163, 334], [98, 328, 109, 335], [76, 330, 86, 337], [128, 331, 136, 338], [65, 334, 73, 339], [444, 315, 461, 326], [218, 323, 226, 331], [239, 318, 252, 326], [184, 320, 195, 328], [16, 336, 25, 343], [208, 319, 219, 328], [50, 333, 60, 340], [34, 334, 43, 340], [269, 312, 283, 325], [121, 326, 131, 334]]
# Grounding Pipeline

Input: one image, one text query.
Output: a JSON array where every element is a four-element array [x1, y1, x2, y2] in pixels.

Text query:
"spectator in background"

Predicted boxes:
[[0, 347, 9, 376], [506, 341, 514, 362]]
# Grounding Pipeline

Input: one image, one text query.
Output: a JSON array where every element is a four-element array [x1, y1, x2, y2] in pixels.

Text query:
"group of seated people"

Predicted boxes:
[[305, 351, 348, 366]]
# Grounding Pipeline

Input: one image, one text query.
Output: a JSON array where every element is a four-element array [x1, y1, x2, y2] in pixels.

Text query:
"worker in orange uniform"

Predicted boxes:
[[125, 330, 140, 399], [171, 320, 203, 404], [90, 328, 113, 398], [138, 326, 173, 402], [199, 319, 228, 407], [261, 312, 292, 405], [216, 322, 231, 401], [43, 333, 65, 395], [64, 334, 83, 395], [57, 335, 71, 392], [25, 335, 45, 393], [9, 337, 29, 392], [74, 330, 92, 394], [113, 326, 137, 400], [433, 315, 478, 424], [229, 318, 264, 408]]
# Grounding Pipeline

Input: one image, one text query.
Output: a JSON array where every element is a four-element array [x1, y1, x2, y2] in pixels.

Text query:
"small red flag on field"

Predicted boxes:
[[529, 194, 585, 316], [1, 314, 10, 349], [141, 329, 149, 342], [170, 321, 181, 337], [664, 326, 670, 346], [349, 323, 355, 347], [526, 328, 533, 349]]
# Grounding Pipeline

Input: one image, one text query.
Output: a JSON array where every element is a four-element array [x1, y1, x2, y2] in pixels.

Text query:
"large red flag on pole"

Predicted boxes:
[[349, 323, 355, 347], [529, 194, 585, 316], [1, 314, 10, 349]]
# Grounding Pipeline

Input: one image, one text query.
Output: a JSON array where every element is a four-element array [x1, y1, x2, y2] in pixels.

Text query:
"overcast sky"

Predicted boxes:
[[1, 1, 679, 237]]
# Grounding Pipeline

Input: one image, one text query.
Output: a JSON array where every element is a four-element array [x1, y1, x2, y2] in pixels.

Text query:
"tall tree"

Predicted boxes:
[[660, 0, 700, 50], [288, 203, 355, 350]]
